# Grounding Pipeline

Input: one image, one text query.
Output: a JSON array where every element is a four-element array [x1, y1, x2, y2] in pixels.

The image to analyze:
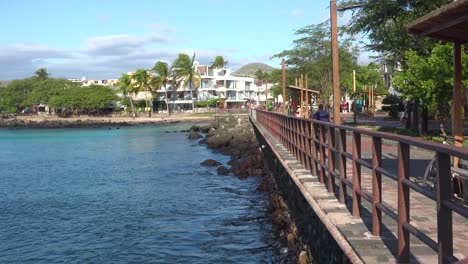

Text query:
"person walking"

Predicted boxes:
[[314, 104, 330, 122]]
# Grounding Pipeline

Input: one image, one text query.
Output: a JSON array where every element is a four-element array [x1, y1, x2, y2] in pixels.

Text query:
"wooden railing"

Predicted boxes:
[[252, 109, 468, 264]]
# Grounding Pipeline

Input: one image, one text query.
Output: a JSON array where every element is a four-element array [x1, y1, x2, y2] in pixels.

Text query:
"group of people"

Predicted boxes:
[[293, 104, 330, 122]]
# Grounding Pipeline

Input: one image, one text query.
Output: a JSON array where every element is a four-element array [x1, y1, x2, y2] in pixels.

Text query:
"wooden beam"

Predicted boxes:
[[418, 14, 468, 37]]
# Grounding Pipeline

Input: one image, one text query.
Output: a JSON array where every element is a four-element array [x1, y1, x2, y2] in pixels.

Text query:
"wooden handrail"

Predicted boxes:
[[252, 109, 468, 264]]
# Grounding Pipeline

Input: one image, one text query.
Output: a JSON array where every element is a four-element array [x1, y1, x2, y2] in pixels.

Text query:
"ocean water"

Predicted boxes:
[[0, 125, 284, 263]]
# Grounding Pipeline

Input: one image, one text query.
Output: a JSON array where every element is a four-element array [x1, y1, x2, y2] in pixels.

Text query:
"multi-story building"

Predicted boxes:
[[69, 64, 274, 113], [154, 63, 272, 113]]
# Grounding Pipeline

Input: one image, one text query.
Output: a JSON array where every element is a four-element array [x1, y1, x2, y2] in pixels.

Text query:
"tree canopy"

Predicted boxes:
[[339, 0, 451, 65], [392, 44, 468, 119]]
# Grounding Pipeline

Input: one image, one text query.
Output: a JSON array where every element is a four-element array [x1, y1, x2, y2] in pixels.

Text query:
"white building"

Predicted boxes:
[[154, 63, 272, 112]]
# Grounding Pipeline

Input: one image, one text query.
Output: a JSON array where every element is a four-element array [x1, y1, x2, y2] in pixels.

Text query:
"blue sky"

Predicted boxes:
[[0, 0, 356, 80]]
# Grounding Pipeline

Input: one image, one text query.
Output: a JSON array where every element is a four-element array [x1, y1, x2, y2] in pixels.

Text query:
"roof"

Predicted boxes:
[[287, 85, 320, 94], [406, 0, 468, 44]]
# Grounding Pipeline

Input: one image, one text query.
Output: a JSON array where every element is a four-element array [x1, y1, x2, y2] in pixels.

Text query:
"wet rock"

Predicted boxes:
[[297, 251, 308, 264], [188, 129, 203, 139], [217, 166, 230, 175], [190, 125, 200, 132], [200, 159, 221, 167]]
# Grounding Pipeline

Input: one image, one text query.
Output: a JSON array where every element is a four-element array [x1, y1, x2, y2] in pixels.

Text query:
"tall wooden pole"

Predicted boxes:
[[282, 58, 286, 114], [300, 74, 304, 117], [331, 0, 341, 124], [453, 42, 463, 167], [305, 75, 309, 118], [265, 80, 269, 112], [353, 70, 357, 124]]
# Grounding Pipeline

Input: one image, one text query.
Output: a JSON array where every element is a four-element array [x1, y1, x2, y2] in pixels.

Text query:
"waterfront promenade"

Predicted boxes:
[[252, 110, 468, 263]]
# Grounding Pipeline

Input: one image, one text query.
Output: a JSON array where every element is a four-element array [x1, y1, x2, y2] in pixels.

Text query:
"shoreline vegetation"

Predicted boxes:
[[0, 114, 214, 128]]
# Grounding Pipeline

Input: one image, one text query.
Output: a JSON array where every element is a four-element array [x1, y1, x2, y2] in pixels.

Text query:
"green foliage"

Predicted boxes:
[[392, 44, 468, 119], [0, 78, 36, 113], [382, 94, 401, 105], [340, 0, 451, 65], [211, 56, 228, 69], [34, 68, 49, 80], [196, 98, 218, 107], [272, 21, 358, 104], [0, 76, 119, 114], [48, 85, 118, 110]]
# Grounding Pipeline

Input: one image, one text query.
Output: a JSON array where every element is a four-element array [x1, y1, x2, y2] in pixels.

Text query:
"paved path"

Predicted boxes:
[[253, 116, 468, 263]]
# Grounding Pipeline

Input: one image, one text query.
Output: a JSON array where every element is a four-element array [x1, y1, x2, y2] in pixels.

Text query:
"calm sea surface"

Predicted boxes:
[[0, 124, 284, 263]]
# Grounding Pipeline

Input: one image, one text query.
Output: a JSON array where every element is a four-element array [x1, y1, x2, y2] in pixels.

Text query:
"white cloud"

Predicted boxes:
[[0, 31, 276, 80], [290, 9, 304, 17]]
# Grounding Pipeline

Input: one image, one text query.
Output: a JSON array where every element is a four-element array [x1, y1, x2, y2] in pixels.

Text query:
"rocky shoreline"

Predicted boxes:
[[193, 115, 310, 263], [0, 115, 213, 129]]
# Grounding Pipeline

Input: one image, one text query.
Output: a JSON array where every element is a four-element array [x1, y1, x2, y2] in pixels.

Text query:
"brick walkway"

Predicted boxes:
[[253, 117, 468, 263]]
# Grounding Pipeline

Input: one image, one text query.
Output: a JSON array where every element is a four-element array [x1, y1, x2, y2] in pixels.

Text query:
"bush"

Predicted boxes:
[[382, 94, 401, 105], [382, 105, 400, 118], [197, 98, 218, 107]]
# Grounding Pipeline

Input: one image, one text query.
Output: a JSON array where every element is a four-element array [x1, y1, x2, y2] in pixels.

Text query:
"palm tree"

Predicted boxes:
[[117, 73, 137, 117], [211, 56, 228, 69], [35, 68, 49, 80], [152, 61, 172, 116], [133, 69, 154, 117], [171, 53, 201, 114]]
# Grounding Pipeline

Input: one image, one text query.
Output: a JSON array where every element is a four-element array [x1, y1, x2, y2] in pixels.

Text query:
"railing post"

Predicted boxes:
[[299, 119, 305, 166], [319, 124, 326, 184], [436, 152, 453, 264], [328, 126, 336, 193], [397, 142, 410, 263], [352, 132, 361, 217], [311, 121, 318, 177], [338, 129, 347, 203], [305, 120, 312, 171], [372, 136, 382, 236]]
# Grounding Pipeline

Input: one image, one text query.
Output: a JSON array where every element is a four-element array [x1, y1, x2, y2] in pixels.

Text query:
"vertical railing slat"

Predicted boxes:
[[338, 129, 347, 203], [327, 126, 335, 193], [437, 152, 453, 264], [319, 124, 326, 184], [397, 142, 410, 263], [311, 121, 318, 177], [352, 132, 361, 217], [372, 136, 382, 236]]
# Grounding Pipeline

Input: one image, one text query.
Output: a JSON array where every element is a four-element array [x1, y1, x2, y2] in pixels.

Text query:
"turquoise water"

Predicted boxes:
[[0, 125, 283, 263]]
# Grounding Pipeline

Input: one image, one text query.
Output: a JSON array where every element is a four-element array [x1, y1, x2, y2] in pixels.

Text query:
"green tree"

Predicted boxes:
[[171, 53, 201, 114], [340, 0, 450, 65], [133, 69, 154, 116], [273, 21, 357, 106], [392, 44, 468, 120], [0, 78, 36, 113], [211, 56, 228, 69], [117, 73, 137, 117], [34, 68, 50, 80], [152, 61, 172, 115]]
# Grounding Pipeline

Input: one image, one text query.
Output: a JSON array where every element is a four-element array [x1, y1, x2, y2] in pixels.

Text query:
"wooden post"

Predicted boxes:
[[300, 74, 304, 117], [305, 75, 309, 118], [265, 80, 268, 112], [453, 42, 463, 167], [282, 58, 286, 114], [331, 0, 341, 124], [353, 70, 357, 124]]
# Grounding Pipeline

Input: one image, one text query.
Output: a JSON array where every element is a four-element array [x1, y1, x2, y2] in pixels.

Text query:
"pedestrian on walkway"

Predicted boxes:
[[314, 104, 330, 122]]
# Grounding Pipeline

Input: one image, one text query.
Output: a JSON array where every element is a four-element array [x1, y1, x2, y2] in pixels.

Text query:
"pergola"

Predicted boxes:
[[407, 0, 468, 157]]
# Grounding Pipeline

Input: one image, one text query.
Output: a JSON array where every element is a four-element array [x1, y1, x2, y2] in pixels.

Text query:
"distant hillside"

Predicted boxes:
[[235, 63, 277, 77]]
